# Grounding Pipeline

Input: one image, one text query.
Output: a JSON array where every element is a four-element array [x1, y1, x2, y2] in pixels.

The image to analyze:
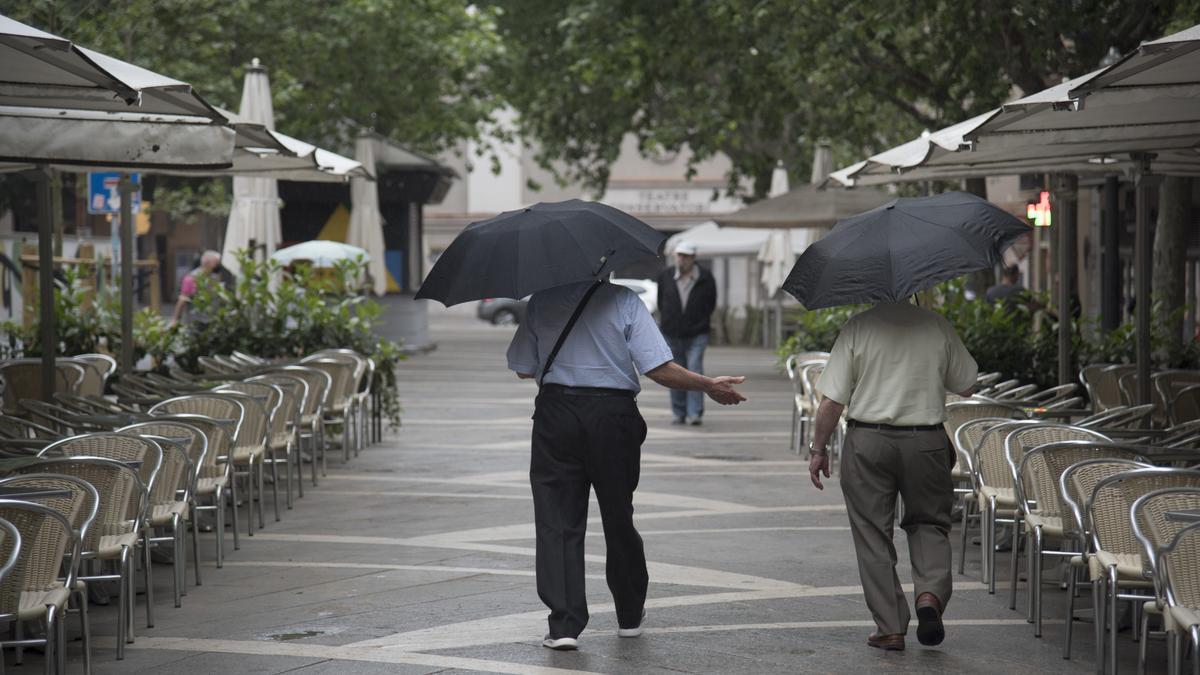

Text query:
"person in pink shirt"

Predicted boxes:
[[170, 250, 224, 328]]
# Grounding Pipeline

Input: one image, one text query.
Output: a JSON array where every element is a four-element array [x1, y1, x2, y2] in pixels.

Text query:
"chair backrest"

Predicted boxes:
[[0, 473, 99, 546], [0, 414, 61, 441], [149, 394, 246, 446], [1159, 419, 1200, 448], [145, 414, 229, 481], [117, 421, 207, 507], [0, 499, 80, 616], [1160, 522, 1200, 611], [209, 390, 268, 451], [69, 354, 117, 396], [993, 383, 1039, 401], [0, 360, 87, 414], [269, 366, 331, 420], [247, 374, 304, 440], [1080, 363, 1112, 404], [1131, 487, 1200, 595], [953, 417, 1013, 486], [1020, 441, 1145, 531], [26, 456, 147, 552], [973, 420, 1039, 491], [0, 518, 20, 584], [1117, 371, 1170, 425], [1169, 385, 1200, 427], [1028, 383, 1080, 405], [944, 400, 1027, 441], [1004, 424, 1111, 508], [40, 432, 164, 507], [299, 359, 355, 411], [230, 350, 267, 366], [196, 355, 238, 376], [305, 349, 367, 385], [222, 380, 289, 445], [1092, 364, 1136, 411], [1087, 468, 1200, 561], [1078, 403, 1156, 430], [1061, 458, 1152, 542]]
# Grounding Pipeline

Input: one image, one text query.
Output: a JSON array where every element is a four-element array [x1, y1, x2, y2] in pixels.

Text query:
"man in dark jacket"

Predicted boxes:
[[656, 241, 718, 425]]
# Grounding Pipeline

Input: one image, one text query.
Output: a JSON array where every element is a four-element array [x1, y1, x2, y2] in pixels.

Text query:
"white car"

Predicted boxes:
[[611, 278, 658, 315]]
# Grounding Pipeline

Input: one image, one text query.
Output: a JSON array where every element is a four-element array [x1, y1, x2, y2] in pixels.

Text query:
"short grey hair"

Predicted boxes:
[[201, 250, 221, 264]]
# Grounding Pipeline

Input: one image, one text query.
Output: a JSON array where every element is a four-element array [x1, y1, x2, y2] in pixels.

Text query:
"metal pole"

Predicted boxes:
[[1101, 176, 1121, 331], [36, 169, 56, 400], [1053, 174, 1078, 386], [1132, 155, 1158, 406], [119, 174, 135, 375]]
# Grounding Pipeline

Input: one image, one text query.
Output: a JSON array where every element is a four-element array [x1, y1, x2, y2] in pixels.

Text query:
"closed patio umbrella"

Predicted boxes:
[[221, 59, 281, 279], [346, 136, 387, 295]]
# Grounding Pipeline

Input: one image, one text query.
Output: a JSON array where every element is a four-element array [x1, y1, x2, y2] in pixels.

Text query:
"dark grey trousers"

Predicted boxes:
[[530, 389, 649, 639], [839, 426, 956, 635]]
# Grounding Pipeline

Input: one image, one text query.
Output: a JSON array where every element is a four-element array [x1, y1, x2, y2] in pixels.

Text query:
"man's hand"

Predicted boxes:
[[809, 451, 830, 490], [705, 376, 747, 405]]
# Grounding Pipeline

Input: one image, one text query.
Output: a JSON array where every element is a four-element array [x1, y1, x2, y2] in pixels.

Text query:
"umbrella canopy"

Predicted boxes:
[[664, 221, 812, 257], [416, 200, 665, 306], [758, 230, 797, 298], [221, 60, 282, 278], [346, 136, 387, 295], [783, 192, 1031, 309], [271, 240, 369, 267]]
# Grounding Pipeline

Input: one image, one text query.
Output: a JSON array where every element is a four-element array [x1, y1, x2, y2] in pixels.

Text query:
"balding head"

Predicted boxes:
[[200, 250, 221, 271]]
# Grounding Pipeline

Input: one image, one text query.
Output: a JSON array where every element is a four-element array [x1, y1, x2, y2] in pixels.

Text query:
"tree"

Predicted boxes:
[[6, 0, 505, 155], [490, 0, 1192, 198]]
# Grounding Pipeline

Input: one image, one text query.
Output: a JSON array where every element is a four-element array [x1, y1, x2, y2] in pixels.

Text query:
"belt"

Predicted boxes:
[[540, 384, 635, 398], [847, 419, 944, 432]]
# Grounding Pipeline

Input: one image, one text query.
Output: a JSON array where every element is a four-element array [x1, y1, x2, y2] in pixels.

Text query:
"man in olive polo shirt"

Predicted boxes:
[[807, 300, 978, 651]]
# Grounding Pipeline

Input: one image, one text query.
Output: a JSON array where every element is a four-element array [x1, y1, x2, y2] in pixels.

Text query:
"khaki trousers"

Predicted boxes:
[[839, 426, 955, 635]]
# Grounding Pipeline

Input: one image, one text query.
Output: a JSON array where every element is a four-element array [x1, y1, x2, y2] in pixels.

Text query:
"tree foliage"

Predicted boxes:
[[5, 0, 505, 155], [490, 0, 1196, 198]]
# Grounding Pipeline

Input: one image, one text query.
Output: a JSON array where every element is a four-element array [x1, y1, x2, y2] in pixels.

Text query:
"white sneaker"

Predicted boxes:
[[618, 610, 647, 638], [542, 635, 578, 650]]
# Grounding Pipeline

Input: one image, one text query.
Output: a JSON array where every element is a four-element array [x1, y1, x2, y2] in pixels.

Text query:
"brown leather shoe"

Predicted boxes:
[[915, 592, 945, 646], [867, 632, 905, 651]]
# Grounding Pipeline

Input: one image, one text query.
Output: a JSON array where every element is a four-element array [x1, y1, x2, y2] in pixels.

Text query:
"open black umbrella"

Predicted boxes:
[[782, 191, 1031, 309], [415, 199, 665, 305]]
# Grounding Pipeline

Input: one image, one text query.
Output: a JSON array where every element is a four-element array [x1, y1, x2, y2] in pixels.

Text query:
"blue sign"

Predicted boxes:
[[87, 172, 141, 214]]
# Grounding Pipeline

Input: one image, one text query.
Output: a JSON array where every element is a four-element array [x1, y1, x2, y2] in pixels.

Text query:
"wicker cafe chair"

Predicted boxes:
[[223, 379, 295, 510], [148, 396, 245, 556], [785, 355, 828, 455], [269, 365, 330, 485], [306, 349, 371, 454], [118, 421, 206, 607], [1156, 521, 1200, 675], [247, 374, 306, 505], [207, 390, 269, 532], [1131, 488, 1200, 674], [1014, 441, 1142, 638], [298, 357, 358, 464], [69, 354, 117, 398], [0, 473, 97, 672], [0, 498, 87, 673], [1003, 424, 1112, 619], [1085, 468, 1200, 674], [1026, 383, 1081, 406], [952, 417, 1011, 575], [972, 419, 1042, 592], [1081, 363, 1115, 410], [39, 433, 166, 631], [1169, 386, 1200, 428]]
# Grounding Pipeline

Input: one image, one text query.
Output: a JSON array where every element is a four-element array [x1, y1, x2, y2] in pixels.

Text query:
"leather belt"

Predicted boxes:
[[848, 419, 943, 432], [541, 384, 635, 398]]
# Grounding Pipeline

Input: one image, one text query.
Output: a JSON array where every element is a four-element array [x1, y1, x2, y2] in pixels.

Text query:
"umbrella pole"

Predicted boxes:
[[36, 168, 57, 401], [119, 174, 135, 375], [1053, 174, 1078, 386], [1132, 155, 1159, 406]]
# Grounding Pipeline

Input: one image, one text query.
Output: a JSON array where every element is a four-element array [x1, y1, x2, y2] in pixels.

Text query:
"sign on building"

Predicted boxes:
[[87, 172, 141, 215]]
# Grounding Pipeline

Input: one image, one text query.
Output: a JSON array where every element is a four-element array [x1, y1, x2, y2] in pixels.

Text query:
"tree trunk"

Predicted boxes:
[[1153, 176, 1192, 341]]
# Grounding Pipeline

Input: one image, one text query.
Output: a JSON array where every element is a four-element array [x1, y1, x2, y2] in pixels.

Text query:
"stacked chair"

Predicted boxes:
[[0, 346, 385, 670]]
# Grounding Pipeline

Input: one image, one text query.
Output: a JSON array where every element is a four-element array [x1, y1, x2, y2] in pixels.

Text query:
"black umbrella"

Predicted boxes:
[[783, 191, 1032, 309], [415, 199, 666, 305]]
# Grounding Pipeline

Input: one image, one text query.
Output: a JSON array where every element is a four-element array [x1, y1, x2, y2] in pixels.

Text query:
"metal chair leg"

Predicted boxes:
[[142, 533, 154, 628], [1064, 563, 1077, 659], [43, 604, 55, 675], [77, 588, 92, 675], [1009, 517, 1022, 610]]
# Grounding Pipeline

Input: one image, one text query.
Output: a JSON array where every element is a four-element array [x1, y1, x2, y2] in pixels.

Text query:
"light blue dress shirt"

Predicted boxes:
[[506, 281, 674, 393]]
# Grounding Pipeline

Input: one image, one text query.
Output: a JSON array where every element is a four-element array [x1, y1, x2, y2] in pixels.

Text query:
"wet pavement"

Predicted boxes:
[[27, 308, 1154, 673]]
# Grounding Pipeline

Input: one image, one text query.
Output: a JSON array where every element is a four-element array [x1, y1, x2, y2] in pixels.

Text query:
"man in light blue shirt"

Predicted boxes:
[[507, 280, 746, 650]]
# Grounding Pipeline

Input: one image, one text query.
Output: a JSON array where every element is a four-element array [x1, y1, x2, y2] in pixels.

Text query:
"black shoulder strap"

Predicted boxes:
[[539, 280, 604, 387]]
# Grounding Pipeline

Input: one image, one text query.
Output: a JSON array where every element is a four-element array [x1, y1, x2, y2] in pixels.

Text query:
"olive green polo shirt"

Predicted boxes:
[[816, 302, 978, 426]]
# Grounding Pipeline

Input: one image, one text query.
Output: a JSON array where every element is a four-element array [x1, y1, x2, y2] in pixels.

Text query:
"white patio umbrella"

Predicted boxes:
[[221, 59, 281, 278], [271, 240, 369, 267], [346, 136, 388, 295]]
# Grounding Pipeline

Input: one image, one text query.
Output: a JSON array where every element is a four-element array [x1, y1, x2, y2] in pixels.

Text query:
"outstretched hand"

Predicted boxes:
[[705, 376, 747, 405]]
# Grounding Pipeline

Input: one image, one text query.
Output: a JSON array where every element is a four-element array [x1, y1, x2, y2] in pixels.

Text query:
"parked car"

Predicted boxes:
[[477, 297, 528, 325], [612, 278, 658, 315]]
